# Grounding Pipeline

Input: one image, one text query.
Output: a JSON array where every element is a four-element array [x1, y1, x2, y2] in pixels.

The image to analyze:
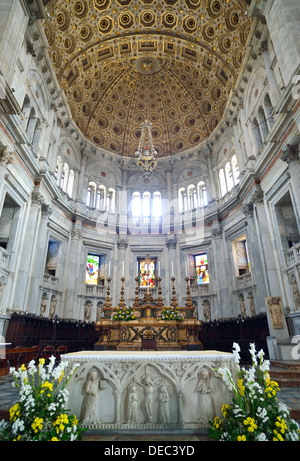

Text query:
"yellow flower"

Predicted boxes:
[[221, 404, 230, 417], [237, 379, 245, 396], [237, 435, 246, 441], [31, 417, 43, 433], [9, 404, 21, 422], [20, 364, 26, 372], [51, 437, 60, 441]]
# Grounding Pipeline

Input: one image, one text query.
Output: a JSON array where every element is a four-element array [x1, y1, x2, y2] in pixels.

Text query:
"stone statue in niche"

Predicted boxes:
[[40, 293, 47, 316], [49, 296, 57, 319], [290, 276, 300, 309], [195, 368, 216, 423], [248, 292, 256, 317], [203, 301, 210, 322], [157, 382, 169, 424], [239, 295, 246, 318], [80, 369, 106, 424], [127, 384, 139, 424], [84, 301, 91, 322], [266, 297, 284, 329]]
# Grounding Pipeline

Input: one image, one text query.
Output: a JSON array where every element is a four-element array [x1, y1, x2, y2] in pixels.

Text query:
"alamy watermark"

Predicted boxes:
[[291, 335, 300, 360]]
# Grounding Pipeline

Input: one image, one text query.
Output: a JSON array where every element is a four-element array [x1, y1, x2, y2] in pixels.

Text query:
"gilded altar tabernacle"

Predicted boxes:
[[94, 276, 203, 351]]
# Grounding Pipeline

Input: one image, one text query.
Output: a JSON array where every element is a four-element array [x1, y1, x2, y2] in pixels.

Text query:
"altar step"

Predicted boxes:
[[270, 360, 300, 387], [270, 361, 300, 420]]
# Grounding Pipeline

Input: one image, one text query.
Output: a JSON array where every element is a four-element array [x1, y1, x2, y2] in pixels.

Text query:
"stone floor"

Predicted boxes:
[[0, 373, 299, 442]]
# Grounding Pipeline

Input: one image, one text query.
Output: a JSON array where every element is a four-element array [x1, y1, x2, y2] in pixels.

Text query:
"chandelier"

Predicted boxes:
[[135, 119, 157, 177]]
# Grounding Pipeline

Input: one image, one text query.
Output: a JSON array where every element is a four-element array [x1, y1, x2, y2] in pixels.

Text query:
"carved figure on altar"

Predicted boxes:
[[127, 384, 139, 424], [157, 382, 169, 423], [195, 368, 216, 423], [80, 369, 106, 424], [138, 373, 160, 423]]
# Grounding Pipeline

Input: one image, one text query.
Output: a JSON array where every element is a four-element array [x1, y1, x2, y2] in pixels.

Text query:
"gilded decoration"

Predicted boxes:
[[44, 0, 251, 157]]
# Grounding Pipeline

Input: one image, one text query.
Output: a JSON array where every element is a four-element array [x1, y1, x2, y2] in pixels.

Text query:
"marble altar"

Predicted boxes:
[[61, 350, 237, 432]]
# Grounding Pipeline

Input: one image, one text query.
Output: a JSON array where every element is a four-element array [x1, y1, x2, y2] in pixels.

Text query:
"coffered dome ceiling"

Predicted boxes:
[[44, 0, 251, 158]]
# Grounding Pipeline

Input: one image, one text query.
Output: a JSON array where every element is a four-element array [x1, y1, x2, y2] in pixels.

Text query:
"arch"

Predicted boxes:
[[258, 106, 269, 141], [197, 181, 207, 207]]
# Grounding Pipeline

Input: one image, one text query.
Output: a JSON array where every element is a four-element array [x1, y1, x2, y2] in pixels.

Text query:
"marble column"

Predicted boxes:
[[210, 222, 231, 318], [242, 202, 268, 312], [115, 239, 128, 305], [63, 223, 83, 319], [280, 144, 300, 216], [259, 42, 281, 109], [27, 202, 52, 314], [13, 193, 43, 311]]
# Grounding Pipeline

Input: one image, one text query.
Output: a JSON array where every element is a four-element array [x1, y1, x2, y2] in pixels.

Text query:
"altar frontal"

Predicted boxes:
[[61, 350, 237, 432]]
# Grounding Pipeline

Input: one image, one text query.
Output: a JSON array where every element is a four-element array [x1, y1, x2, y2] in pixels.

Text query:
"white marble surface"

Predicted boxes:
[[62, 350, 236, 431]]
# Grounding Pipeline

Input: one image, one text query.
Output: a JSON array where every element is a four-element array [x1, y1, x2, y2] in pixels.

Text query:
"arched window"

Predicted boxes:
[[258, 106, 269, 141], [187, 184, 197, 210], [219, 169, 227, 197], [96, 185, 106, 210], [253, 117, 263, 150], [61, 163, 69, 192], [225, 162, 234, 191], [55, 156, 63, 182], [197, 181, 208, 207], [142, 191, 151, 217], [86, 182, 96, 207], [178, 187, 187, 213], [107, 188, 115, 213], [153, 191, 162, 217], [67, 170, 75, 198], [231, 155, 240, 185], [132, 191, 141, 217], [264, 93, 274, 130]]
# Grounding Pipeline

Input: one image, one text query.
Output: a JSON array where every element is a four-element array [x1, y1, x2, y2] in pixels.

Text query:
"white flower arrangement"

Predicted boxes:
[[209, 342, 300, 442], [0, 356, 84, 441]]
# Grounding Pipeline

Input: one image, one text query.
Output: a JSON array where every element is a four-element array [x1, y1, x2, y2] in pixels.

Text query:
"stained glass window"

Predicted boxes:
[[86, 254, 100, 285], [195, 253, 209, 285], [139, 255, 156, 288]]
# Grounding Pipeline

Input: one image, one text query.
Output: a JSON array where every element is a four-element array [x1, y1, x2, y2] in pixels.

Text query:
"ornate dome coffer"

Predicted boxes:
[[44, 0, 251, 157]]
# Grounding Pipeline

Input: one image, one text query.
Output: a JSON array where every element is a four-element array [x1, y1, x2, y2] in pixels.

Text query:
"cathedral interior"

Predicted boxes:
[[0, 0, 300, 364]]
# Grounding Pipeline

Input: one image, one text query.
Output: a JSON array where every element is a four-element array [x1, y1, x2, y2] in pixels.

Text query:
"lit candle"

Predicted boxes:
[[171, 261, 174, 277], [185, 261, 187, 277], [137, 261, 139, 277], [159, 261, 161, 277], [108, 261, 111, 278], [122, 261, 124, 277]]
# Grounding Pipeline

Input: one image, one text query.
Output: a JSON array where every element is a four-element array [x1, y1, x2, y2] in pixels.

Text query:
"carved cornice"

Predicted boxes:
[[280, 144, 300, 165], [0, 146, 14, 166]]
